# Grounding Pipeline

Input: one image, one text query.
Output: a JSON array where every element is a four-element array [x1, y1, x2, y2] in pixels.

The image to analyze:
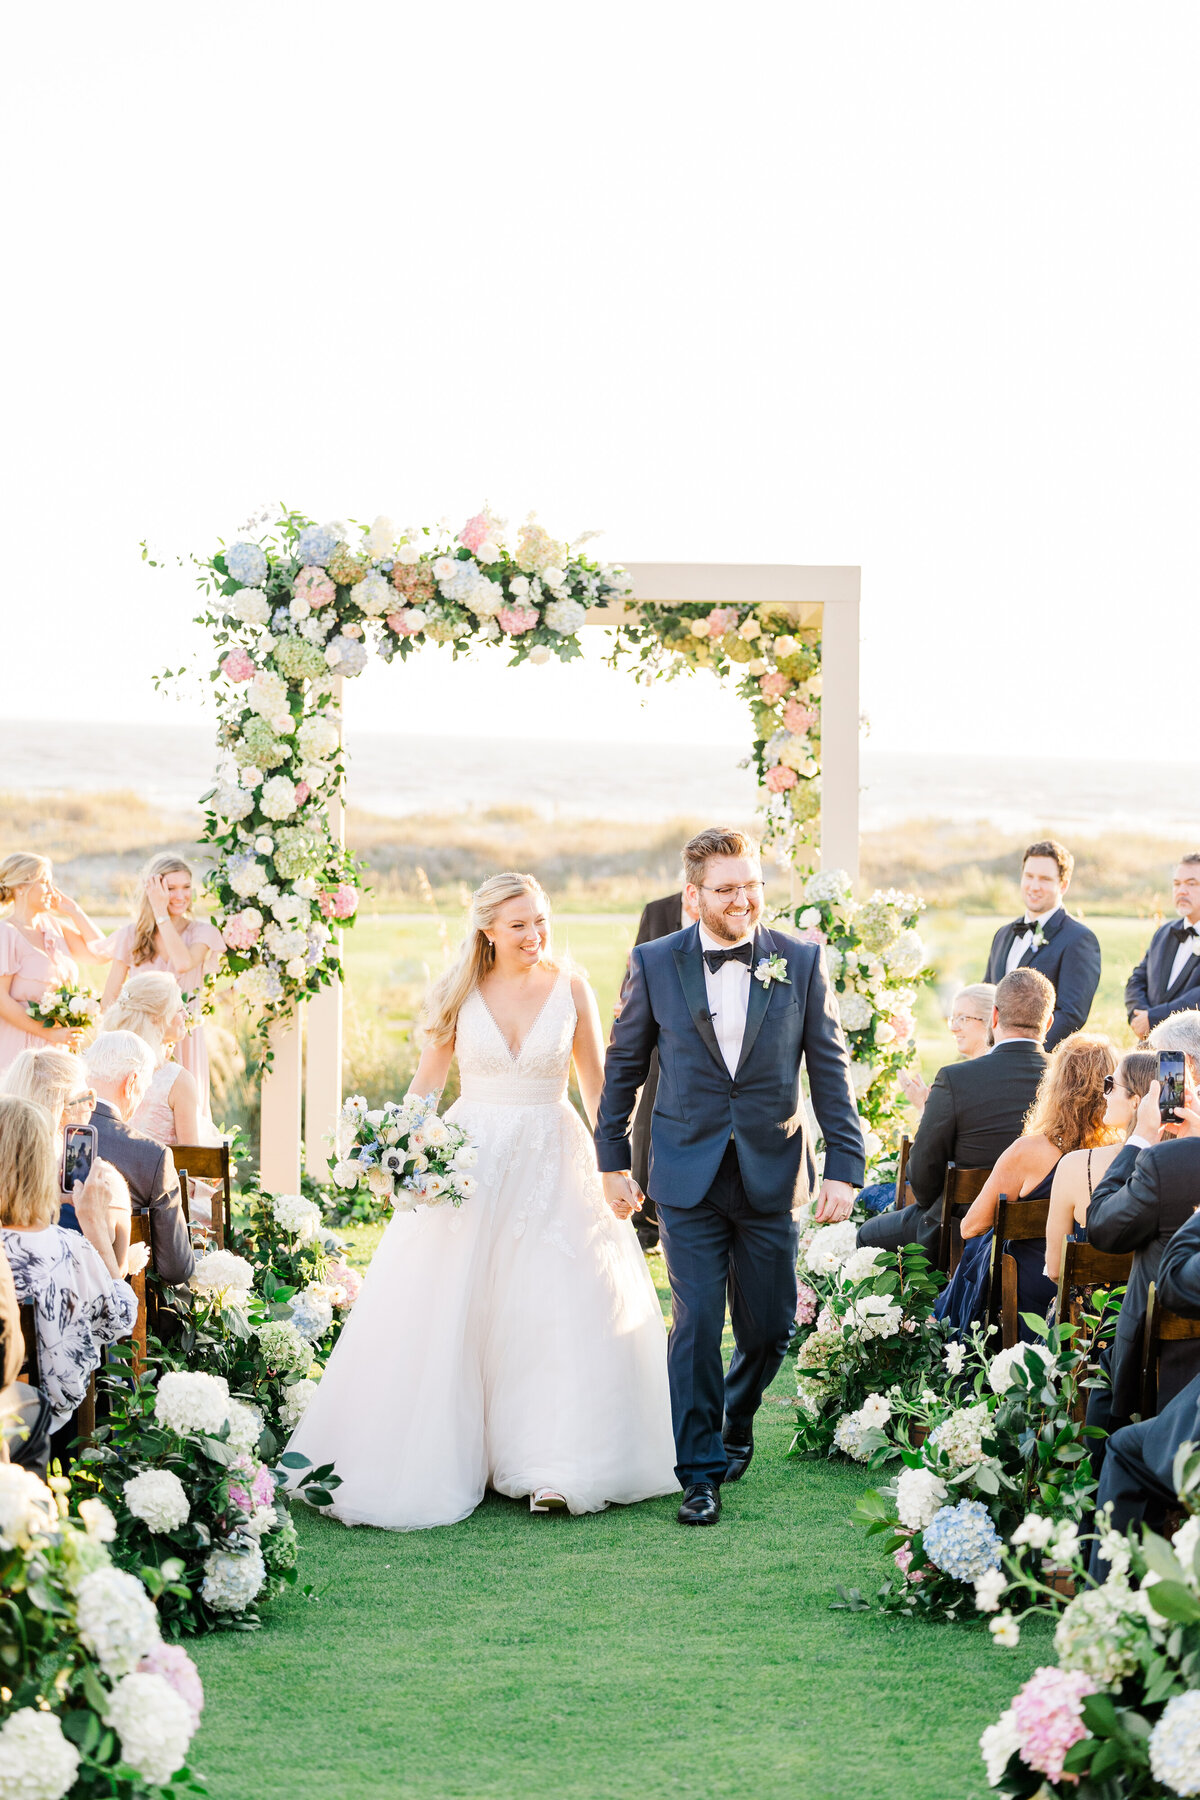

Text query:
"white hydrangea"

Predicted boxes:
[[832, 1411, 871, 1461], [201, 1542, 266, 1613], [839, 1245, 884, 1286], [224, 1400, 263, 1456], [190, 1249, 254, 1310], [280, 1377, 320, 1432], [264, 923, 308, 960], [803, 1220, 859, 1275], [544, 597, 587, 634], [75, 1566, 161, 1677], [105, 1670, 196, 1787], [228, 858, 268, 899], [895, 1466, 948, 1532], [154, 1371, 232, 1438], [259, 774, 299, 821], [78, 1498, 117, 1542], [124, 1469, 190, 1534], [979, 1709, 1020, 1787], [296, 714, 340, 761], [849, 1060, 877, 1095], [1054, 1583, 1143, 1685], [844, 1295, 903, 1341], [246, 669, 292, 731], [228, 587, 271, 626], [255, 1319, 314, 1377], [804, 869, 853, 906], [988, 1342, 1054, 1395], [885, 929, 927, 979], [212, 782, 255, 823], [271, 1191, 323, 1242], [1173, 1513, 1200, 1583], [928, 1403, 991, 1470], [0, 1708, 81, 1800], [1149, 1690, 1200, 1796], [0, 1463, 57, 1550], [837, 990, 875, 1033]]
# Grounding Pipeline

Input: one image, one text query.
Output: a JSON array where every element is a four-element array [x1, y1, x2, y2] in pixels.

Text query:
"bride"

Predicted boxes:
[[286, 872, 678, 1528]]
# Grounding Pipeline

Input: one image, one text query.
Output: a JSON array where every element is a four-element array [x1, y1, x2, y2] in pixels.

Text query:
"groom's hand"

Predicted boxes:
[[602, 1172, 643, 1220], [814, 1180, 855, 1224]]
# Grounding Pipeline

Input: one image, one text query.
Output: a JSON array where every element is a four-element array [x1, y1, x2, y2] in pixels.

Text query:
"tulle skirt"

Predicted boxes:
[[285, 1096, 678, 1530]]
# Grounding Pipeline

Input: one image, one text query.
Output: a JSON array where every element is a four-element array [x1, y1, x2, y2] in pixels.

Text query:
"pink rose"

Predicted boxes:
[[782, 699, 818, 733], [889, 1011, 914, 1044], [137, 1644, 204, 1729], [764, 765, 797, 792], [343, 623, 362, 639], [220, 648, 256, 683], [294, 567, 336, 608], [758, 671, 789, 699], [386, 610, 423, 637], [332, 884, 358, 919], [497, 604, 539, 635], [294, 782, 310, 805], [458, 512, 490, 553]]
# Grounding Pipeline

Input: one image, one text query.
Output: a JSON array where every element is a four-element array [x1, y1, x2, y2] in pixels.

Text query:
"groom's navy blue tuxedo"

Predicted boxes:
[[983, 908, 1101, 1051], [1125, 920, 1200, 1030], [596, 922, 864, 1486]]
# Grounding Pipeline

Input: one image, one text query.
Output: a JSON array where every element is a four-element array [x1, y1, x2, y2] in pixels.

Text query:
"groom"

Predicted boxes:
[[595, 828, 865, 1526]]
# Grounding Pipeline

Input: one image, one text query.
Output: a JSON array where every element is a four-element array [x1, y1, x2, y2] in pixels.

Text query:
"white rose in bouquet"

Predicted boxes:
[[331, 1159, 361, 1189], [366, 1165, 394, 1199]]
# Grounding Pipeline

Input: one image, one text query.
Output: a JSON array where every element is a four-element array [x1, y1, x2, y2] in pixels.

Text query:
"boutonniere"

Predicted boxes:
[[1029, 922, 1048, 953], [754, 954, 791, 989]]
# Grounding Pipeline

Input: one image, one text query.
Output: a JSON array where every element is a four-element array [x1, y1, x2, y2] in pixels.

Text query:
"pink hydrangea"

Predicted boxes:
[[764, 765, 797, 792], [795, 1282, 818, 1326], [706, 607, 738, 636], [783, 699, 818, 733], [294, 567, 336, 608], [758, 670, 789, 699], [220, 648, 256, 683], [458, 512, 491, 553], [497, 604, 539, 635], [223, 912, 262, 951], [1011, 1667, 1097, 1783], [332, 884, 358, 919], [228, 1479, 253, 1514], [137, 1643, 204, 1729], [252, 1464, 275, 1507], [893, 1544, 926, 1583], [325, 1260, 362, 1307], [294, 782, 310, 806]]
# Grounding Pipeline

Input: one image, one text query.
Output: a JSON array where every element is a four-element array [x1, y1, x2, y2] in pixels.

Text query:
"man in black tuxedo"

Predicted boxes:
[[983, 839, 1101, 1052], [627, 888, 699, 1252], [856, 968, 1052, 1256], [1126, 854, 1200, 1040]]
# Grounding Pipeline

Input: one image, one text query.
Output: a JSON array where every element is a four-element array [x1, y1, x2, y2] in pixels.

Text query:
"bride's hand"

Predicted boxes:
[[602, 1172, 641, 1221]]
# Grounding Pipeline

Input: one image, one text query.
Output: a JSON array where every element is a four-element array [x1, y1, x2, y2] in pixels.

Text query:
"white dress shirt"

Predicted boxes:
[[1168, 920, 1200, 988], [699, 922, 753, 1077], [1005, 901, 1062, 975]]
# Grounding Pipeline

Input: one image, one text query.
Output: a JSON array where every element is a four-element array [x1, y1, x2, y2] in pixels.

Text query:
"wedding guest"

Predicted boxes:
[[628, 886, 700, 1253], [99, 855, 224, 1116], [82, 1032, 194, 1289], [856, 969, 1052, 1255], [0, 852, 107, 1077], [1090, 1363, 1200, 1576], [940, 1033, 1118, 1341], [102, 972, 214, 1148], [983, 840, 1101, 1051], [0, 1095, 136, 1443], [0, 1238, 51, 1472], [858, 983, 996, 1216], [1126, 854, 1200, 1039], [1043, 1050, 1156, 1282]]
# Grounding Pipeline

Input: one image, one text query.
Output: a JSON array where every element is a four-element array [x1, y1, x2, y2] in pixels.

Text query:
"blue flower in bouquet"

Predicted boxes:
[[295, 523, 339, 567], [226, 541, 269, 586], [923, 1498, 1002, 1582]]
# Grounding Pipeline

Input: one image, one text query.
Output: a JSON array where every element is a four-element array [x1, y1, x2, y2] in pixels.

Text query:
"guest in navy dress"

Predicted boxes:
[[1044, 1050, 1157, 1283], [936, 1034, 1120, 1341]]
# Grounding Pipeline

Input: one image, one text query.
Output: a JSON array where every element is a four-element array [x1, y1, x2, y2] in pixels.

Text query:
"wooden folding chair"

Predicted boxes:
[[1140, 1280, 1200, 1417], [173, 1141, 232, 1247], [891, 1134, 912, 1210], [1054, 1240, 1132, 1421], [128, 1213, 153, 1376], [936, 1162, 992, 1275], [988, 1192, 1051, 1348]]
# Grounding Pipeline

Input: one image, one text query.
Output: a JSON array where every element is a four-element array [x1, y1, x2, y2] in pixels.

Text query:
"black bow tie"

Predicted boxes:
[[1011, 919, 1039, 938], [703, 942, 754, 973], [1172, 922, 1199, 942]]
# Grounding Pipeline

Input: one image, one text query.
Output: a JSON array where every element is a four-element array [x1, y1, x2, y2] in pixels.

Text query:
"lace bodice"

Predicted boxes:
[[455, 971, 576, 1105]]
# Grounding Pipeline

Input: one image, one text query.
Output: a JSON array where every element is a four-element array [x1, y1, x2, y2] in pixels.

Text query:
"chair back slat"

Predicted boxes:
[[129, 1213, 153, 1376], [988, 1192, 1052, 1348], [1141, 1280, 1200, 1415], [936, 1163, 992, 1274], [1054, 1240, 1133, 1422], [893, 1134, 912, 1210], [173, 1142, 231, 1248]]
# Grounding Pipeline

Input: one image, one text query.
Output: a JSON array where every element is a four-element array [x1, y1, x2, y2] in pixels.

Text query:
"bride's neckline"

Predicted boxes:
[[475, 970, 562, 1063]]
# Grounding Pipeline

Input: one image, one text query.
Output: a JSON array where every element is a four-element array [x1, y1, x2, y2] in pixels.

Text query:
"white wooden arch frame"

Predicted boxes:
[[260, 562, 860, 1189]]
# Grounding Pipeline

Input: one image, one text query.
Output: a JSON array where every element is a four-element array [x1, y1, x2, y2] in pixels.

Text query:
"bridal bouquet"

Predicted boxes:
[[330, 1093, 478, 1211], [25, 980, 102, 1032]]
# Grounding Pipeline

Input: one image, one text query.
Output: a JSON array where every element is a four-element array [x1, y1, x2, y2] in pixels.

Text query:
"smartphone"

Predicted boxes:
[[61, 1123, 98, 1193], [1159, 1050, 1187, 1125]]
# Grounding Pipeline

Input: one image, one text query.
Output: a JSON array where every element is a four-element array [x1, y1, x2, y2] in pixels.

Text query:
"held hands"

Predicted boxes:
[[814, 1179, 856, 1224], [601, 1171, 644, 1222]]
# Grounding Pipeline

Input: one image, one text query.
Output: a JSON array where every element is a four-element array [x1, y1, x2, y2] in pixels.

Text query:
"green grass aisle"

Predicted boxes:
[[190, 1257, 1050, 1800]]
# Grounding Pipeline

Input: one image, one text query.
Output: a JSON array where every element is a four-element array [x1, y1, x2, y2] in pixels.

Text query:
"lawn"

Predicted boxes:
[[188, 1254, 1048, 1800]]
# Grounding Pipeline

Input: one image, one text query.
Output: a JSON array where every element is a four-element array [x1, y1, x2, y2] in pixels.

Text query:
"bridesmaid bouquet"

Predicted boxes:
[[26, 981, 102, 1032], [330, 1093, 478, 1211]]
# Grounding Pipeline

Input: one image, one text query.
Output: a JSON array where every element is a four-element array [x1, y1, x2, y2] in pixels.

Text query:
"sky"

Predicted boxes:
[[5, 4, 1198, 763]]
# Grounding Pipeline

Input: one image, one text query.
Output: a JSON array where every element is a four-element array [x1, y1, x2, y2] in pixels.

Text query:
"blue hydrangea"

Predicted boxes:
[[295, 523, 339, 567], [922, 1498, 1002, 1582], [225, 541, 269, 587], [326, 635, 369, 678], [271, 605, 294, 634]]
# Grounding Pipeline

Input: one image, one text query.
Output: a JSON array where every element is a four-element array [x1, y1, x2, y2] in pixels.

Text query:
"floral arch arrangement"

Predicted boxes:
[[184, 505, 930, 1157]]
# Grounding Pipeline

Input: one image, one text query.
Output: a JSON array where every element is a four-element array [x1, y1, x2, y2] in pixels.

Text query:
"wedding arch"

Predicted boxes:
[[187, 508, 863, 1188]]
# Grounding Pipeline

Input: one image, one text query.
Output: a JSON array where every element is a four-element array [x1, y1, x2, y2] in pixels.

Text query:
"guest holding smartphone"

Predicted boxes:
[[99, 855, 224, 1116], [0, 853, 107, 1078]]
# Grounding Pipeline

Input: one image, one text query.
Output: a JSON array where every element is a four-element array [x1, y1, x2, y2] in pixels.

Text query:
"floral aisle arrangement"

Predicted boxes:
[[785, 871, 933, 1157], [329, 1092, 478, 1212], [223, 1184, 361, 1361], [845, 1328, 1099, 1622], [26, 981, 103, 1034], [790, 1227, 949, 1456], [0, 1462, 203, 1796], [77, 1361, 336, 1637]]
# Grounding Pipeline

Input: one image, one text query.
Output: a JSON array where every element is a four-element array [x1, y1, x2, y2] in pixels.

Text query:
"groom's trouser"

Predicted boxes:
[[655, 1140, 799, 1488]]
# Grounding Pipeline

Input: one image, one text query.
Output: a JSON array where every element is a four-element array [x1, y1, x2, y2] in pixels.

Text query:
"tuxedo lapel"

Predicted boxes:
[[735, 931, 775, 1076], [672, 927, 728, 1078], [1165, 929, 1200, 1001], [1028, 908, 1067, 968]]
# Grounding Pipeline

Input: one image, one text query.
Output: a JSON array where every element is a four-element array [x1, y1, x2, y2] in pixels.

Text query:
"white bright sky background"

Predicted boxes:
[[4, 5, 1198, 757]]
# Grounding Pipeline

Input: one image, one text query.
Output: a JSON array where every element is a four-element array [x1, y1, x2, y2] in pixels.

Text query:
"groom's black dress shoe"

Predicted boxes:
[[677, 1481, 721, 1526], [722, 1424, 754, 1483]]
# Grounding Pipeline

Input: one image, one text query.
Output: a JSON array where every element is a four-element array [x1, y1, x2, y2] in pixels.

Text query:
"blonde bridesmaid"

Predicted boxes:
[[0, 853, 107, 1078]]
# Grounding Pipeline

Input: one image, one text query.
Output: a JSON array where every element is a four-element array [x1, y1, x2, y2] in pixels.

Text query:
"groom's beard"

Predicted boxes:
[[697, 897, 761, 944]]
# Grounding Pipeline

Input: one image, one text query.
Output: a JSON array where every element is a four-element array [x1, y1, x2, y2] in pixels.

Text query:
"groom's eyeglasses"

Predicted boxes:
[[701, 883, 764, 900]]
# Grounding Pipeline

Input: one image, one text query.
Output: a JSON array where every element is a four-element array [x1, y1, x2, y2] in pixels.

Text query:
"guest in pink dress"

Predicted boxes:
[[0, 853, 107, 1080], [99, 855, 224, 1117]]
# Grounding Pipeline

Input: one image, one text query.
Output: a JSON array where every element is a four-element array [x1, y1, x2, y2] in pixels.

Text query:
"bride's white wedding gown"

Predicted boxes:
[[286, 970, 678, 1528]]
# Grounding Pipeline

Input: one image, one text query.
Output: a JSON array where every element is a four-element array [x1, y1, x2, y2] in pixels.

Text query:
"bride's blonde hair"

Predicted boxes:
[[422, 872, 553, 1045]]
